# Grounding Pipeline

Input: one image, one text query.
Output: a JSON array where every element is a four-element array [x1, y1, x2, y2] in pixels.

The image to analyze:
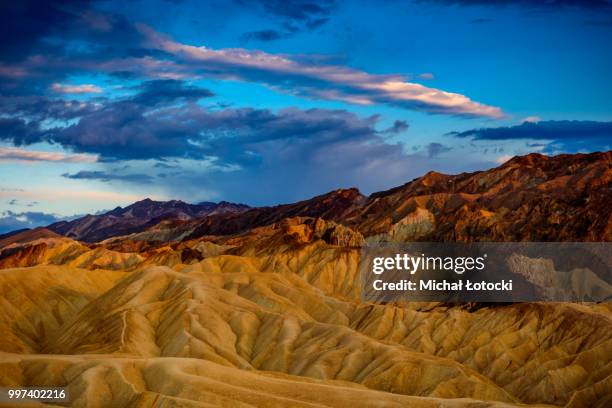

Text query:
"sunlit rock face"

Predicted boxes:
[[0, 152, 611, 407], [347, 151, 611, 242]]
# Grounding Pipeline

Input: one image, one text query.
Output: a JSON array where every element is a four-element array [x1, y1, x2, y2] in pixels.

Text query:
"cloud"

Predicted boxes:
[[0, 91, 493, 206], [0, 0, 145, 64], [0, 80, 495, 205], [425, 142, 452, 157], [449, 120, 612, 153], [0, 147, 98, 163], [0, 0, 150, 95], [0, 0, 94, 63], [241, 29, 288, 42], [51, 83, 103, 94], [62, 170, 154, 183], [418, 73, 435, 80], [6, 198, 40, 208], [0, 81, 480, 204], [0, 80, 217, 160], [382, 120, 409, 135], [0, 0, 515, 206], [130, 79, 214, 106], [0, 95, 95, 121], [249, 0, 337, 22], [237, 0, 336, 38], [0, 81, 413, 163], [0, 210, 67, 234], [0, 1, 502, 118], [139, 26, 503, 118]]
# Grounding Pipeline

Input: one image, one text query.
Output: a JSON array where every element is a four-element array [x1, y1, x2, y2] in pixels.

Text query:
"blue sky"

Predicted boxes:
[[0, 0, 611, 232]]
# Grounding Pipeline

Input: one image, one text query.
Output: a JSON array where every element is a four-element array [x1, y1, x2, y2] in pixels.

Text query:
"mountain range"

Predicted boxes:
[[46, 199, 250, 242], [12, 150, 608, 246]]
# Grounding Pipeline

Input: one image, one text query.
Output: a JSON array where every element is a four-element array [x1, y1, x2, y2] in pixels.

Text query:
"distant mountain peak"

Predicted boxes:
[[47, 199, 251, 242]]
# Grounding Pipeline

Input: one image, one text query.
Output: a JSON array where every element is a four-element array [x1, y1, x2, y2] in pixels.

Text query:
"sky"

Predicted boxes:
[[0, 0, 611, 232]]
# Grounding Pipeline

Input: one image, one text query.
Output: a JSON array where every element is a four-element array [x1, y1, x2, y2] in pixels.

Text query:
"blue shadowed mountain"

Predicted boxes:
[[47, 198, 250, 242]]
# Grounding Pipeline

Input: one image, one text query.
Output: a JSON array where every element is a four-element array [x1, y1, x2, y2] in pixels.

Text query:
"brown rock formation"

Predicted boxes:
[[348, 151, 612, 241]]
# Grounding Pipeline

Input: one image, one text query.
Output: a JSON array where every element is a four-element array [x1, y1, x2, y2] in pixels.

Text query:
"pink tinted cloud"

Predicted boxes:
[[0, 147, 98, 163], [138, 25, 503, 118], [51, 83, 103, 94]]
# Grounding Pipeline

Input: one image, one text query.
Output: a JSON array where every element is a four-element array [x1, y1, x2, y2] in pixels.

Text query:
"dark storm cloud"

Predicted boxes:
[[53, 103, 204, 160], [0, 80, 216, 159], [0, 78, 406, 166], [0, 95, 95, 121], [0, 0, 92, 63], [0, 0, 151, 94], [0, 117, 50, 146], [450, 120, 612, 152], [62, 171, 154, 183], [0, 0, 146, 63], [130, 79, 215, 106]]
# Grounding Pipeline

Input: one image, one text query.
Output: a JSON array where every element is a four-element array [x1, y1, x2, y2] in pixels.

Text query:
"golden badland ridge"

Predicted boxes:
[[0, 151, 611, 407]]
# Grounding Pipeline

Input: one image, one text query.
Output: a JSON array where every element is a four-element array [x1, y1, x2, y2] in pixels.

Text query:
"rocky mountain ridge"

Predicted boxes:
[[3, 151, 610, 248], [46, 198, 250, 242], [56, 151, 612, 245]]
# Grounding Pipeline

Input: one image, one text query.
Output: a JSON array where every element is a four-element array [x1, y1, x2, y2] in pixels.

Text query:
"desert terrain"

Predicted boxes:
[[1, 152, 611, 407]]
